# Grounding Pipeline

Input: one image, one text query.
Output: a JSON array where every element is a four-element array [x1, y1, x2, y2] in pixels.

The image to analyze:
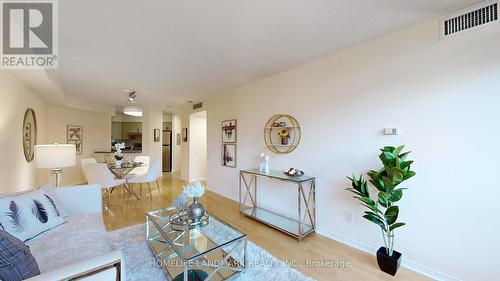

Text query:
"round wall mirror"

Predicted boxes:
[[23, 108, 37, 162]]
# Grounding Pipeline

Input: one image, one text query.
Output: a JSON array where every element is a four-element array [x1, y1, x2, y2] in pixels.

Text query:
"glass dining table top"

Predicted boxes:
[[107, 162, 145, 178], [146, 208, 246, 261]]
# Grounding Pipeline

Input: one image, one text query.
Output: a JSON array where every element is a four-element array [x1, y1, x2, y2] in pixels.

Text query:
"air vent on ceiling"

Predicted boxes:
[[193, 102, 203, 110], [442, 1, 498, 37]]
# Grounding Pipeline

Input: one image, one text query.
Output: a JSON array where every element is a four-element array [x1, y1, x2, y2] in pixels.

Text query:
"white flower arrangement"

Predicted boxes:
[[173, 193, 189, 209], [114, 143, 125, 154], [183, 181, 205, 198], [114, 143, 125, 160]]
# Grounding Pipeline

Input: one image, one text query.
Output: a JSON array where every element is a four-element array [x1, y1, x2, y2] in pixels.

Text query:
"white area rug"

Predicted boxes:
[[108, 224, 315, 281]]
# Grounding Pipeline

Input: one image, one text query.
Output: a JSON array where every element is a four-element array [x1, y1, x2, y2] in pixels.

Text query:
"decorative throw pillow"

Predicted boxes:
[[0, 230, 40, 281], [37, 186, 71, 218], [0, 189, 66, 242]]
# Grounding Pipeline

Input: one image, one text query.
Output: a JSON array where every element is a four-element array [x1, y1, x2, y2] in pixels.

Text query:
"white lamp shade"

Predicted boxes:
[[34, 144, 76, 169]]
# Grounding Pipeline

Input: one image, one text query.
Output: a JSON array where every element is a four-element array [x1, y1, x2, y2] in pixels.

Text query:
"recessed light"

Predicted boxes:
[[186, 101, 194, 104]]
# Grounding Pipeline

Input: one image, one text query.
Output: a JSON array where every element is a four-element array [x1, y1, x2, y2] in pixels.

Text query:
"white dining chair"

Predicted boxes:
[[128, 155, 150, 178], [84, 163, 127, 207], [127, 160, 161, 200], [80, 158, 97, 183]]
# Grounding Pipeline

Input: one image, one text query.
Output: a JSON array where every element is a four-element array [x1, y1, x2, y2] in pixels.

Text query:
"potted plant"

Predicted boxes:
[[347, 145, 415, 276]]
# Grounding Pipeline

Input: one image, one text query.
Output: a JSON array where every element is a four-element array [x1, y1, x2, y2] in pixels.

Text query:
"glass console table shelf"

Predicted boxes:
[[239, 169, 316, 241]]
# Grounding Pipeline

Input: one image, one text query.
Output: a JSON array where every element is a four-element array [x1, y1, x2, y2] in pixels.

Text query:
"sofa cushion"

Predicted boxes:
[[0, 230, 40, 281], [0, 187, 71, 218], [26, 213, 112, 273], [0, 189, 66, 242]]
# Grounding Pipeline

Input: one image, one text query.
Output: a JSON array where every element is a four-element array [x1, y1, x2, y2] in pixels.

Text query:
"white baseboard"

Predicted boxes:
[[316, 227, 461, 281]]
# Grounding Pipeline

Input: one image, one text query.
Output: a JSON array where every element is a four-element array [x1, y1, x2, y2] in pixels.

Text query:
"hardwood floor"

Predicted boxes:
[[103, 173, 429, 281]]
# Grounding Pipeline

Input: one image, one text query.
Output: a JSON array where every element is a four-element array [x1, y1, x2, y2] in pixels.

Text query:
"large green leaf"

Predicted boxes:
[[362, 214, 386, 231], [383, 146, 395, 152], [400, 160, 413, 170], [393, 169, 404, 182], [378, 192, 389, 206], [404, 171, 416, 180], [389, 222, 406, 231], [388, 189, 403, 202], [362, 203, 382, 214], [395, 145, 405, 154], [355, 196, 375, 208], [382, 176, 394, 191], [364, 211, 383, 221], [369, 178, 387, 193], [385, 149, 397, 160], [385, 205, 399, 225], [398, 151, 410, 160], [347, 175, 370, 197]]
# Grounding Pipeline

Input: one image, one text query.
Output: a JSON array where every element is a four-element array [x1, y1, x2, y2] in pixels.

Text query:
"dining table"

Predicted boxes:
[[107, 162, 145, 200]]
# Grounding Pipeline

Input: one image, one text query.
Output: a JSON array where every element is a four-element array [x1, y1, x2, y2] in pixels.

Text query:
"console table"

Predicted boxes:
[[239, 169, 316, 241]]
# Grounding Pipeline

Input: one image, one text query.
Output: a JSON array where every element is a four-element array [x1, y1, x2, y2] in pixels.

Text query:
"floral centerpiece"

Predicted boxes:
[[114, 143, 125, 167], [183, 181, 206, 222]]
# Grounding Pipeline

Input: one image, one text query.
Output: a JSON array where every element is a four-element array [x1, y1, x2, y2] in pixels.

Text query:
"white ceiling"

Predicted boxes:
[[39, 0, 480, 108]]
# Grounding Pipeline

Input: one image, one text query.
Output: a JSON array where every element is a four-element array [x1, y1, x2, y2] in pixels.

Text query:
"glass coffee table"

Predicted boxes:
[[146, 208, 247, 281]]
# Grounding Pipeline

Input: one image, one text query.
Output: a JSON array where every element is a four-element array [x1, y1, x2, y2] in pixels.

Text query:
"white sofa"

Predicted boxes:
[[23, 184, 125, 281]]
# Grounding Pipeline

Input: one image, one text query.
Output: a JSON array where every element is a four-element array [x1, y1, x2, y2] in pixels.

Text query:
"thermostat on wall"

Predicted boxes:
[[384, 128, 399, 135]]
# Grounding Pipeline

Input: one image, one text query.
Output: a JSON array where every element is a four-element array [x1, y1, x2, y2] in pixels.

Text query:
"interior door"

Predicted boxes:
[[162, 130, 172, 172]]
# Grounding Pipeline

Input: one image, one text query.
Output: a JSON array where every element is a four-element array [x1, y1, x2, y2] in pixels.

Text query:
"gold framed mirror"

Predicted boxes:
[[23, 108, 37, 162]]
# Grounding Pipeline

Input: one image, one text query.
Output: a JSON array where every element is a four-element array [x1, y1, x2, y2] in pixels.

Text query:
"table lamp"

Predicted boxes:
[[34, 144, 76, 187]]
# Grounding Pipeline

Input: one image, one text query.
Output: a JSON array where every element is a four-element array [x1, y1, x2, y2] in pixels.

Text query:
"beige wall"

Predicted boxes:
[[172, 114, 182, 173], [142, 107, 163, 175], [46, 106, 111, 185], [203, 19, 500, 280], [179, 108, 191, 182], [0, 72, 47, 193]]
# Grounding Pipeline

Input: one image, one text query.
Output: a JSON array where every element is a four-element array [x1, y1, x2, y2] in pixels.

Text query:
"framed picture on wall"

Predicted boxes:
[[221, 144, 237, 168], [67, 125, 83, 155], [176, 133, 181, 145], [68, 140, 83, 155], [67, 125, 83, 140], [182, 128, 188, 142], [222, 119, 237, 143], [154, 129, 161, 142]]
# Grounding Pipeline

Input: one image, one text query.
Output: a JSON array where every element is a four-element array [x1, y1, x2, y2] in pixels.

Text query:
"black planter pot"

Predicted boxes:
[[376, 247, 402, 276]]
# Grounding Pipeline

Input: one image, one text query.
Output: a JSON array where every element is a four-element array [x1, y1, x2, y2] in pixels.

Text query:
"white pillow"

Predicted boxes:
[[0, 189, 66, 241], [38, 186, 71, 218]]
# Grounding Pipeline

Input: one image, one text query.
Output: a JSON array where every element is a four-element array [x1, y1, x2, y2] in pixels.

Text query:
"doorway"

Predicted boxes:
[[188, 111, 207, 181], [162, 115, 173, 172]]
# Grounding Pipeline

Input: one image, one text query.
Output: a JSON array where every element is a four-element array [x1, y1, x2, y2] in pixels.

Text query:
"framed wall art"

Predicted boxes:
[[22, 108, 37, 162], [67, 140, 83, 155], [67, 125, 83, 141], [222, 119, 237, 143], [182, 128, 188, 142], [67, 125, 83, 155], [221, 144, 237, 168]]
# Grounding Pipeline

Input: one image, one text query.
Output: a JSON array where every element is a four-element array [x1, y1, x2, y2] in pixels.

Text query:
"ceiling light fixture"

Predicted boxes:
[[126, 90, 136, 104], [123, 90, 142, 116], [123, 105, 143, 117]]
